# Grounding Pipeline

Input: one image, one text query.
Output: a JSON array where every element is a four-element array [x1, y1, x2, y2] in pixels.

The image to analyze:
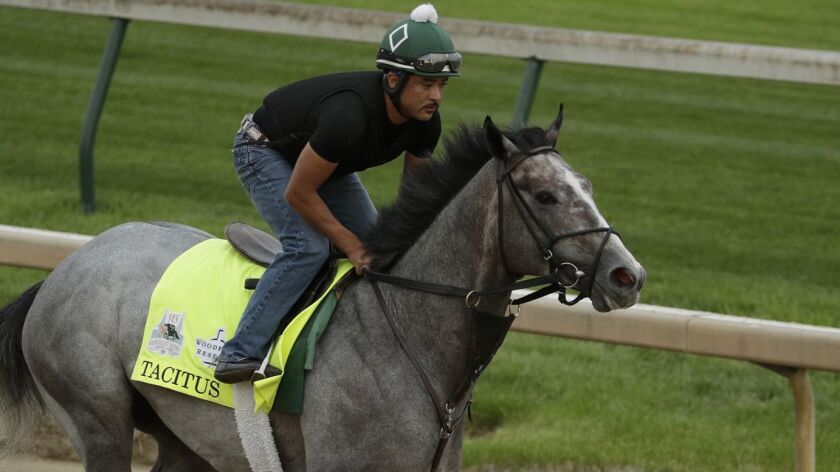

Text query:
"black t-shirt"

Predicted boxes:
[[252, 71, 440, 176]]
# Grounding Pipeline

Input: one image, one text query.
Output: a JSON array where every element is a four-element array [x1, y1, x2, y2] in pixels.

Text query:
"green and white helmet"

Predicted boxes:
[[376, 4, 461, 77]]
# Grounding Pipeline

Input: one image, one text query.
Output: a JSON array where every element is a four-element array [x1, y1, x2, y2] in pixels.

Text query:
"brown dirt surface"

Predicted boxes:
[[0, 454, 148, 472], [4, 414, 157, 465]]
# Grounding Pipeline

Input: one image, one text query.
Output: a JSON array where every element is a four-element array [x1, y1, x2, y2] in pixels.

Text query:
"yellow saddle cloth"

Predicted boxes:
[[129, 238, 352, 413]]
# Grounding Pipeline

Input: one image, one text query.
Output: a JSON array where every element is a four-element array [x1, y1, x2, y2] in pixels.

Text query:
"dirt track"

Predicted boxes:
[[0, 456, 640, 472], [0, 416, 156, 471], [3, 419, 638, 472], [0, 454, 147, 472]]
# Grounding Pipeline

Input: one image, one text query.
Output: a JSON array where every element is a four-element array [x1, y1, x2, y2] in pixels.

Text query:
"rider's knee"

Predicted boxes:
[[284, 239, 330, 267]]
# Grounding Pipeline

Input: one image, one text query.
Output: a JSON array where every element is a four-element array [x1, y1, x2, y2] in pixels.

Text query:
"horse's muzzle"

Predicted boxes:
[[591, 263, 646, 312]]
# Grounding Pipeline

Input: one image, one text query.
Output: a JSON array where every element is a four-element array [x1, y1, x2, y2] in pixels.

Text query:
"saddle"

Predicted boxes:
[[225, 221, 284, 268], [224, 222, 348, 334]]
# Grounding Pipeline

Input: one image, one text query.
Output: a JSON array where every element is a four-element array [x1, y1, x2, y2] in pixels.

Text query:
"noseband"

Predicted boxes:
[[496, 145, 618, 305]]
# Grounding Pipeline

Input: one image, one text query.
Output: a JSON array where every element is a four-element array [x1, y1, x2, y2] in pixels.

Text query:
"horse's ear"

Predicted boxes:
[[483, 116, 519, 161], [545, 103, 564, 147]]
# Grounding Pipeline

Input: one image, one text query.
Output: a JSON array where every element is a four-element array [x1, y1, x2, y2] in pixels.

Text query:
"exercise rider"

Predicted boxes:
[[215, 4, 462, 383]]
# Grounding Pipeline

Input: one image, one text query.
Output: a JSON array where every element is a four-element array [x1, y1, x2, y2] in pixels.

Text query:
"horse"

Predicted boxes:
[[0, 111, 645, 471]]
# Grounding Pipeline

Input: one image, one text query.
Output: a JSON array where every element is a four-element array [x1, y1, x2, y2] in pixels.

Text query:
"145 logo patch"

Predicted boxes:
[[148, 309, 185, 357]]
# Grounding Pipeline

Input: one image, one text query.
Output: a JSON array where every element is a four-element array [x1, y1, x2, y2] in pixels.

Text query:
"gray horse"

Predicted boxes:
[[0, 113, 645, 471]]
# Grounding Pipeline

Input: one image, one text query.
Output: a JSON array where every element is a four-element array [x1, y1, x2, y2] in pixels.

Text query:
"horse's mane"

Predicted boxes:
[[363, 123, 551, 270]]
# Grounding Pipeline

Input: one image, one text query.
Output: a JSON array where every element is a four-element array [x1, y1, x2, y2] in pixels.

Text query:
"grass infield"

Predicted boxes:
[[1, 3, 839, 471]]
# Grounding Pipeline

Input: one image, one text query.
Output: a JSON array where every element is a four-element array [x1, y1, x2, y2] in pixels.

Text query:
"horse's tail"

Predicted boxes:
[[0, 281, 45, 457]]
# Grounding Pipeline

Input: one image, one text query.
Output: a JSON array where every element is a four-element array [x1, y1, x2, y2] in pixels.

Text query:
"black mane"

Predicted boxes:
[[362, 123, 551, 270]]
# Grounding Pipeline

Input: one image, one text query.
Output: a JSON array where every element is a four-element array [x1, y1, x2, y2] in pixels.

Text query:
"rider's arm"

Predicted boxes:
[[285, 143, 370, 274]]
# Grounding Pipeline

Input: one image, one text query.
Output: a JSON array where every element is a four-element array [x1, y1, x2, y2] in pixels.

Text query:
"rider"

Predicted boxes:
[[215, 4, 462, 383]]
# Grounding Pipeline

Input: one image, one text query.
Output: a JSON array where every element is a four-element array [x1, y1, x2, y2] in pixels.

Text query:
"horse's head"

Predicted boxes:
[[484, 106, 646, 312]]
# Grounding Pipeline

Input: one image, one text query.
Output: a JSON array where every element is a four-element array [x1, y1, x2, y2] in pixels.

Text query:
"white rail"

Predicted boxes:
[[511, 292, 833, 471], [1, 225, 836, 470], [0, 225, 93, 270], [512, 291, 840, 373], [1, 0, 838, 85]]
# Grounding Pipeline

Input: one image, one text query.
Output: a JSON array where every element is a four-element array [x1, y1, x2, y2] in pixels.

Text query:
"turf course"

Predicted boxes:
[[298, 0, 840, 51], [1, 3, 839, 471]]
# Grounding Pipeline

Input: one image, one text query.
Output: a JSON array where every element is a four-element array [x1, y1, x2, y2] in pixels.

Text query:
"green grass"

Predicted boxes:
[[294, 0, 840, 51], [466, 337, 840, 471], [1, 4, 840, 471]]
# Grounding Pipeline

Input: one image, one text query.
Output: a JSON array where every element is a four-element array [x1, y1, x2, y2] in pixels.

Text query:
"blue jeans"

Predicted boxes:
[[218, 131, 378, 362]]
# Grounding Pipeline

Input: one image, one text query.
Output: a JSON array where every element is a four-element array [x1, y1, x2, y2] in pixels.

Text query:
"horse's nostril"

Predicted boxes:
[[611, 267, 635, 287]]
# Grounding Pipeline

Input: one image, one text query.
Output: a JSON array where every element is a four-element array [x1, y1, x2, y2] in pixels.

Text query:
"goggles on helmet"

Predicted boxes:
[[377, 49, 462, 74], [414, 52, 462, 73]]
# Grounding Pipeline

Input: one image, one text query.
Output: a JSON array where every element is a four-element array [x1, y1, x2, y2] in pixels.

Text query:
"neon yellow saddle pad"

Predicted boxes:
[[130, 238, 352, 413]]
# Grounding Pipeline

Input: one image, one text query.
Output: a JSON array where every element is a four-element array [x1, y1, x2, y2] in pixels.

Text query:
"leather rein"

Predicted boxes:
[[363, 145, 618, 471]]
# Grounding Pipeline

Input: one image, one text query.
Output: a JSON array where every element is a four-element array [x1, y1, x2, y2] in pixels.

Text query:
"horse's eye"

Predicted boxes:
[[535, 191, 558, 205]]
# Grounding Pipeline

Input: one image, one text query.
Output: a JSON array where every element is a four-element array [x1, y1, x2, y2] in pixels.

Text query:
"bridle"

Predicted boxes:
[[495, 145, 617, 306], [363, 143, 620, 471]]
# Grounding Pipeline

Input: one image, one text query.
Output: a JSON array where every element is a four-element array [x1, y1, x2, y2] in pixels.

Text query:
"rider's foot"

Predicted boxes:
[[214, 358, 262, 384]]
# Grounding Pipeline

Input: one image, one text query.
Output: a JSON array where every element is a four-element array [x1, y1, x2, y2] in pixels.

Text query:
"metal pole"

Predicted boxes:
[[510, 56, 544, 130], [79, 17, 129, 213]]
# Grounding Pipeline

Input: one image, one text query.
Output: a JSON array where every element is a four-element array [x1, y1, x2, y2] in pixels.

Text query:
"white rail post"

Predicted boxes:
[[758, 364, 815, 472], [790, 369, 815, 472]]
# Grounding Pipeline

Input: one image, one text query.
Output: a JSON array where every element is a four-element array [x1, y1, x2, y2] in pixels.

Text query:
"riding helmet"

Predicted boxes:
[[376, 4, 462, 78]]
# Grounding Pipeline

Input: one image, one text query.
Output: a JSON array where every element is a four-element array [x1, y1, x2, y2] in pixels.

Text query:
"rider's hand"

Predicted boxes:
[[346, 245, 372, 275]]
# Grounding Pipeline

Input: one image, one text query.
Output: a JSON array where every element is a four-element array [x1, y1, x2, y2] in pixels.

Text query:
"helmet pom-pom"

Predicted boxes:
[[410, 4, 439, 24]]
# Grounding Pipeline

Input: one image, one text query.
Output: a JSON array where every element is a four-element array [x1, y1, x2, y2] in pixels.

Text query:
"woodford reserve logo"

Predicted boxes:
[[148, 309, 185, 357], [195, 328, 226, 367]]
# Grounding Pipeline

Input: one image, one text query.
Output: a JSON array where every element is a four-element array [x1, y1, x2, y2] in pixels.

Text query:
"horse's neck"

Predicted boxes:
[[395, 164, 512, 288], [384, 165, 513, 393]]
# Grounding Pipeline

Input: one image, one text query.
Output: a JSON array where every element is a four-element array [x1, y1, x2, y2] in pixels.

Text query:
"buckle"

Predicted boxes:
[[239, 113, 268, 143], [245, 125, 264, 142], [464, 290, 481, 309], [440, 404, 457, 439]]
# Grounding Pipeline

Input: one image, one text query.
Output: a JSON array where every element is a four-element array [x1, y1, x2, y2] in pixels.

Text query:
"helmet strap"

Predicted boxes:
[[382, 71, 411, 118]]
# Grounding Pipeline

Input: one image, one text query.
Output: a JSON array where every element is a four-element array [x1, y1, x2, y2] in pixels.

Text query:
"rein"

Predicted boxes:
[[366, 275, 514, 471], [363, 145, 619, 471]]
